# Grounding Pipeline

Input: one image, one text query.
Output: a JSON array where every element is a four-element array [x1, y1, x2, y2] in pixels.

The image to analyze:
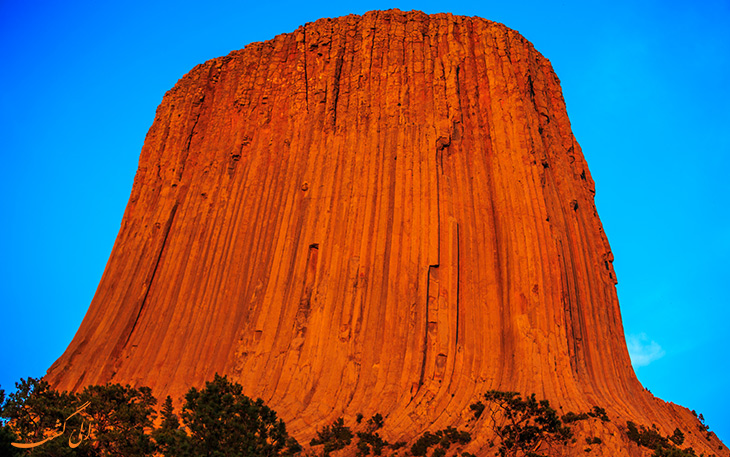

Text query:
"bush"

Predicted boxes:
[[670, 428, 685, 446], [588, 406, 610, 422], [625, 422, 697, 457], [469, 401, 485, 420], [310, 417, 353, 455], [356, 431, 387, 456], [410, 427, 471, 457]]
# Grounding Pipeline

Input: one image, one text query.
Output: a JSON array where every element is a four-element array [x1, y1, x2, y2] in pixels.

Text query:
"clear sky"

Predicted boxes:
[[1, 0, 728, 444]]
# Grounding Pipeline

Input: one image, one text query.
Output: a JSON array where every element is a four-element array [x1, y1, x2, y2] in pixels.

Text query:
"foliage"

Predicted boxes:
[[367, 413, 384, 432], [588, 407, 610, 422], [2, 377, 96, 457], [410, 427, 471, 457], [1, 378, 158, 457], [479, 390, 572, 457], [353, 413, 389, 455], [410, 430, 442, 456], [560, 406, 608, 424], [310, 417, 353, 455], [178, 374, 297, 457], [469, 401, 485, 420], [1, 375, 298, 457], [77, 383, 158, 457], [670, 428, 685, 446], [0, 386, 22, 457], [625, 422, 698, 457], [0, 422, 21, 457], [356, 431, 388, 456], [389, 440, 406, 450], [560, 411, 588, 424], [151, 396, 189, 456]]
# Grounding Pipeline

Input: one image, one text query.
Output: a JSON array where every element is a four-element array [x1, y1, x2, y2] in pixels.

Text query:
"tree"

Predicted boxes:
[[1, 378, 158, 457], [152, 396, 189, 456], [0, 387, 22, 457], [478, 391, 572, 457], [177, 374, 299, 457], [77, 383, 158, 457], [1, 377, 90, 457]]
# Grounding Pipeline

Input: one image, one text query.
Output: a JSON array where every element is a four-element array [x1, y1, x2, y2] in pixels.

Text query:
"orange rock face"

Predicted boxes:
[[46, 10, 725, 456]]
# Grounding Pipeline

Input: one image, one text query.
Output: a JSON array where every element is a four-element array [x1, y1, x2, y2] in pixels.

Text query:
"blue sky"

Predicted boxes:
[[1, 0, 728, 443]]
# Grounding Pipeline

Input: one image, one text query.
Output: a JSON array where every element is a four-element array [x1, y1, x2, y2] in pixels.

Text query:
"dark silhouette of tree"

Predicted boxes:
[[1, 377, 90, 456], [77, 383, 157, 457], [177, 374, 299, 457], [478, 390, 571, 457], [151, 396, 189, 456], [0, 386, 22, 457]]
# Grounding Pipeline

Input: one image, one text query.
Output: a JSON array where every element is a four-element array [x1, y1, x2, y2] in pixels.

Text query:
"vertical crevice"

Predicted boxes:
[[368, 11, 379, 80], [331, 51, 344, 127], [303, 24, 309, 112], [296, 243, 320, 334], [420, 264, 439, 389], [124, 202, 179, 348], [455, 64, 464, 126], [178, 112, 201, 182], [454, 222, 460, 348]]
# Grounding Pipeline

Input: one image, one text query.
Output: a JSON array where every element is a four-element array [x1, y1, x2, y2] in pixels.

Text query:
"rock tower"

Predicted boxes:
[[46, 10, 726, 456]]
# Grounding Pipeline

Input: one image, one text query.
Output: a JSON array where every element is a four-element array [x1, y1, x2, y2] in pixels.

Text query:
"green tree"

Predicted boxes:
[[77, 383, 157, 457], [1, 377, 90, 457], [1, 387, 22, 457], [480, 390, 572, 457], [152, 396, 189, 456], [1, 378, 158, 457], [177, 374, 298, 457]]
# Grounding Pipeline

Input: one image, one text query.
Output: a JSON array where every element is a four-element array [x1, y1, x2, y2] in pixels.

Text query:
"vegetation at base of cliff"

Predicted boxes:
[[409, 427, 471, 456], [3, 378, 724, 457], [625, 421, 706, 457], [1, 377, 158, 457], [310, 418, 353, 454], [470, 390, 572, 457], [308, 414, 471, 457], [0, 375, 299, 457], [560, 406, 610, 424]]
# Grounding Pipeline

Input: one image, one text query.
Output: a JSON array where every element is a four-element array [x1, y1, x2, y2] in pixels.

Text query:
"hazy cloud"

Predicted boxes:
[[627, 333, 665, 367]]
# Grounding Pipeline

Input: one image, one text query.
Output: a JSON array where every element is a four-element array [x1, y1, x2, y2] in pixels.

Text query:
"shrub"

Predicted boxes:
[[356, 431, 388, 455], [470, 401, 485, 420], [311, 417, 353, 455], [588, 406, 610, 422], [625, 421, 697, 457], [561, 411, 589, 423], [410, 427, 471, 457]]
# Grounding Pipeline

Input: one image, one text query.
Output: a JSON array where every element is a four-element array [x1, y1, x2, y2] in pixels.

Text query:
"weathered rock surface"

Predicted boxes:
[[46, 10, 726, 456]]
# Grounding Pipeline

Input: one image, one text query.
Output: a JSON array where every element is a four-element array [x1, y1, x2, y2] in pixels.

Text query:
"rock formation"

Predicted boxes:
[[46, 10, 725, 456]]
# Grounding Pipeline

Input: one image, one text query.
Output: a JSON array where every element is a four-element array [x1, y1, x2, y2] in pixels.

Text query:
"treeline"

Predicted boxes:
[[0, 374, 299, 457], [1, 376, 715, 457]]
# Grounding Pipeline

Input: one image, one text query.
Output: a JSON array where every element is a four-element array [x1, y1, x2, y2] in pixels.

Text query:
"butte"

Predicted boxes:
[[45, 10, 726, 456]]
